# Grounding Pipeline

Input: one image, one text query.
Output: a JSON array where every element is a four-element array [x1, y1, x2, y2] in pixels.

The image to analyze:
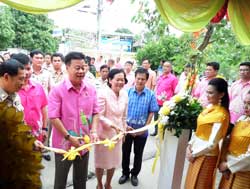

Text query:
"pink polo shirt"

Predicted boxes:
[[194, 77, 211, 107], [18, 80, 47, 140], [229, 79, 250, 124], [156, 73, 178, 105], [48, 78, 99, 151]]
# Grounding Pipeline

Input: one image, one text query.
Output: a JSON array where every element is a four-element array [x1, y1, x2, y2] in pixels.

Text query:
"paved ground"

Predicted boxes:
[[41, 134, 221, 189], [41, 136, 159, 189]]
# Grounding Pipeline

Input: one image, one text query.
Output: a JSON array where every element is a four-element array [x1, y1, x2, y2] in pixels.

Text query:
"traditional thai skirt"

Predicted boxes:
[[185, 155, 217, 189], [219, 171, 250, 189]]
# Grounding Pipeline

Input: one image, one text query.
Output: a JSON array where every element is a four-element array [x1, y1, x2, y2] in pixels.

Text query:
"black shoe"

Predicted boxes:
[[131, 175, 138, 186], [87, 171, 95, 180], [150, 132, 157, 136], [43, 154, 51, 161], [119, 175, 129, 184]]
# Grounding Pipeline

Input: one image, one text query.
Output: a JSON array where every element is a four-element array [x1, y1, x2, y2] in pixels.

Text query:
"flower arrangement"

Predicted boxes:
[[158, 94, 202, 138]]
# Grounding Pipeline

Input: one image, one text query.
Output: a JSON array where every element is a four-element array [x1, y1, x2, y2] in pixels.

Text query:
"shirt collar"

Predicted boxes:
[[238, 79, 250, 85], [0, 87, 9, 102], [132, 86, 146, 94], [65, 77, 86, 91]]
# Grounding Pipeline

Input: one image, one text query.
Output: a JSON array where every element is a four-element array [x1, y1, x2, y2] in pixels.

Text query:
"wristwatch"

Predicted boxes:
[[64, 134, 71, 140]]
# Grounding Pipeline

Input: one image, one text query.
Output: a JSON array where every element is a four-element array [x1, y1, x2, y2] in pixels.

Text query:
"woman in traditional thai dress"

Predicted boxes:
[[218, 91, 250, 189], [95, 69, 128, 189], [185, 78, 230, 189]]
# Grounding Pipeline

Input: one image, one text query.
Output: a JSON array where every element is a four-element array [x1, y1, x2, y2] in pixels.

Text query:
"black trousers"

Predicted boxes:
[[54, 152, 89, 189], [122, 134, 147, 177]]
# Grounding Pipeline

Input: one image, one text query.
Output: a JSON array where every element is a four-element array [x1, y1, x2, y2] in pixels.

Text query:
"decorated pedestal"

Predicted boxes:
[[158, 129, 190, 189]]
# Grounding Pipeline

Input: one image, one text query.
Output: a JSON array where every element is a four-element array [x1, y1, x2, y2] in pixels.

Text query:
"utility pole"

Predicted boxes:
[[97, 0, 103, 50]]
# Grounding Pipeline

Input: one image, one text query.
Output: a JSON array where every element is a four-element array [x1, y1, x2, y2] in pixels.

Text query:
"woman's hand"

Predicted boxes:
[[219, 161, 228, 172], [186, 145, 195, 163], [111, 125, 123, 134], [90, 131, 99, 143]]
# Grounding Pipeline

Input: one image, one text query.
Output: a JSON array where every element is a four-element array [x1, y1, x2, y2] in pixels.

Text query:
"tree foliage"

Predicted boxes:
[[115, 28, 133, 34], [0, 7, 15, 50], [0, 6, 59, 52], [133, 0, 250, 81]]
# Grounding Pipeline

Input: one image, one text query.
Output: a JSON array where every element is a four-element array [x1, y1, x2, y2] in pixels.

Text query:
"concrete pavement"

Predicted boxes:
[[41, 136, 159, 189]]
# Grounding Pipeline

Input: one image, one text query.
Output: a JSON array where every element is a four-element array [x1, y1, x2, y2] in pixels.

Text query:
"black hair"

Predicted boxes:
[[239, 61, 250, 68], [107, 68, 127, 88], [206, 62, 220, 71], [11, 53, 30, 65], [51, 53, 64, 62], [185, 63, 192, 68], [108, 59, 115, 64], [0, 59, 24, 77], [208, 78, 229, 110], [142, 58, 150, 64], [45, 53, 52, 56], [100, 64, 109, 71], [135, 67, 149, 80], [125, 61, 133, 66], [64, 52, 85, 65], [30, 50, 44, 58], [85, 56, 91, 65]]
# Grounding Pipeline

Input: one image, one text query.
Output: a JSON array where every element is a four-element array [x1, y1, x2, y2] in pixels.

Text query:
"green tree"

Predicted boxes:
[[0, 7, 15, 50], [1, 7, 59, 52], [10, 8, 59, 53], [115, 28, 133, 34], [136, 34, 193, 72]]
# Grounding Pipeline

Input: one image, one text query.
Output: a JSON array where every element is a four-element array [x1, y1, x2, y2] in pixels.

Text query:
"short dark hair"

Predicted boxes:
[[0, 59, 24, 77], [142, 58, 150, 64], [30, 50, 44, 58], [85, 56, 91, 65], [206, 62, 220, 71], [107, 68, 127, 87], [185, 63, 192, 68], [125, 61, 133, 66], [64, 52, 85, 65], [108, 59, 115, 64], [45, 53, 52, 56], [135, 67, 149, 80], [240, 61, 250, 67], [51, 53, 64, 62], [100, 64, 109, 71], [11, 53, 30, 65]]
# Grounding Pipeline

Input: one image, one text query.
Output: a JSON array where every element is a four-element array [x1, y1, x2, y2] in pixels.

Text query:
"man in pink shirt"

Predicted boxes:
[[152, 61, 178, 136], [13, 53, 50, 161], [229, 62, 250, 124], [142, 59, 156, 90], [194, 62, 220, 107], [14, 53, 48, 141], [48, 52, 99, 189]]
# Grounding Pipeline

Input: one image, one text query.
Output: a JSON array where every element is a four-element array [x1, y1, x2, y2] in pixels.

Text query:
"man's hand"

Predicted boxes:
[[69, 136, 81, 148], [42, 130, 48, 142], [34, 140, 44, 151]]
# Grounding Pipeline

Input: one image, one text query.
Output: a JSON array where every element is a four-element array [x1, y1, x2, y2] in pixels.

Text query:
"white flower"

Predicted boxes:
[[160, 116, 169, 125]]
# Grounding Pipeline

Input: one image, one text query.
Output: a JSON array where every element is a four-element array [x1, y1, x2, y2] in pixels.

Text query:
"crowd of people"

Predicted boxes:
[[0, 50, 250, 189]]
